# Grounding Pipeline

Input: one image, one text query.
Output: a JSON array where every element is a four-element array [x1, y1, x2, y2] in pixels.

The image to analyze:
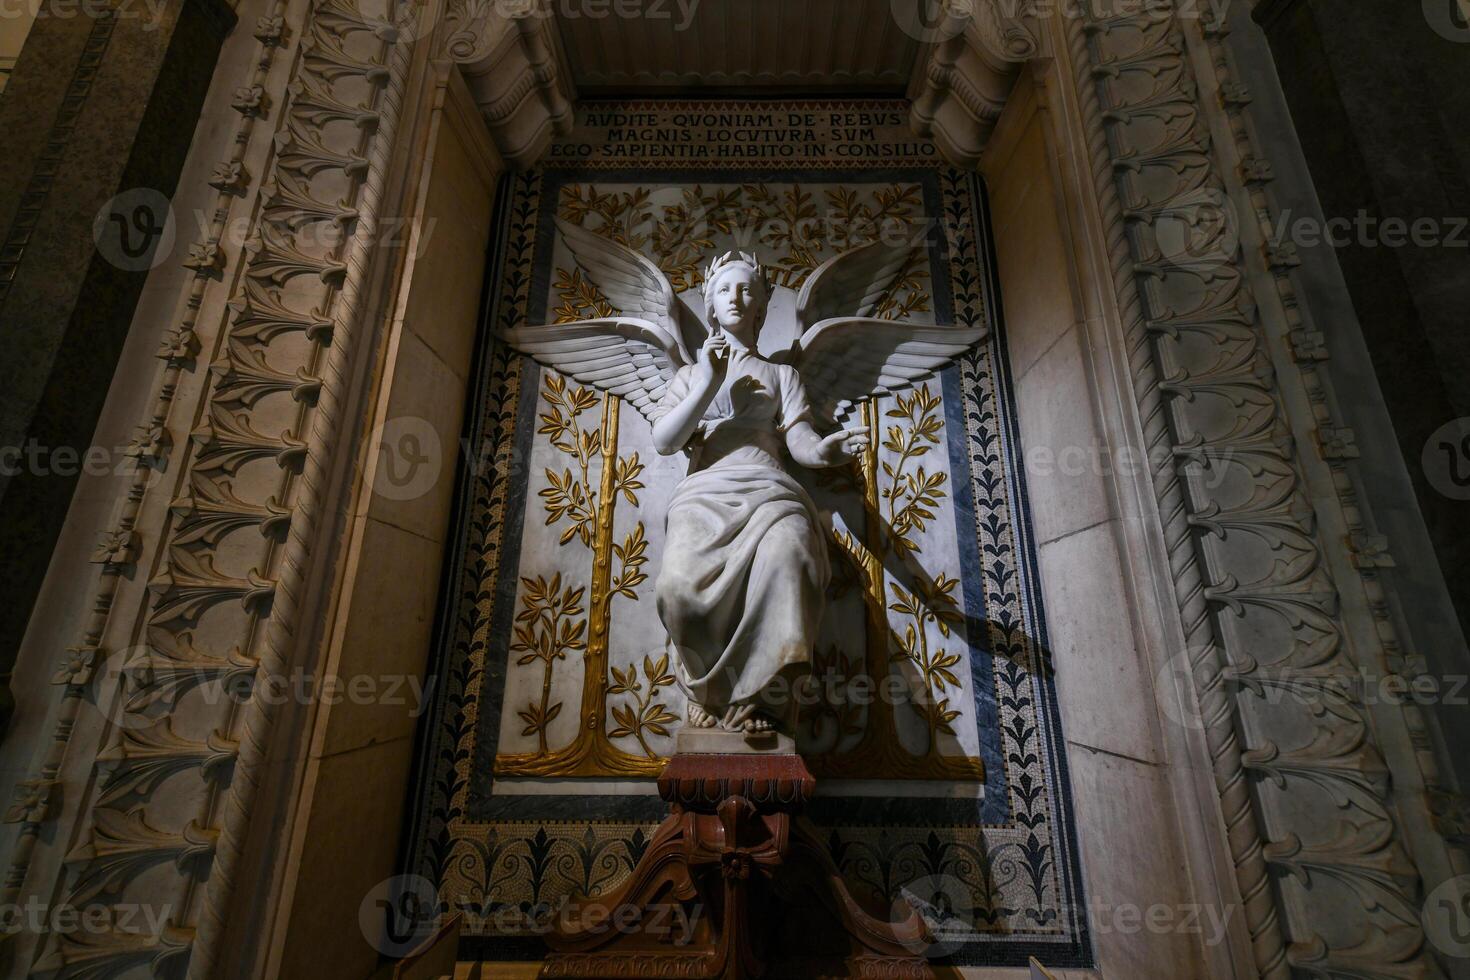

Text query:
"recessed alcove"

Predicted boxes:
[[1, 3, 1460, 979], [265, 43, 1228, 980]]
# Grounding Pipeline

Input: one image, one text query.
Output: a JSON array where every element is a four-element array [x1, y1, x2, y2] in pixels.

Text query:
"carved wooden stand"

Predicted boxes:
[[540, 753, 933, 979]]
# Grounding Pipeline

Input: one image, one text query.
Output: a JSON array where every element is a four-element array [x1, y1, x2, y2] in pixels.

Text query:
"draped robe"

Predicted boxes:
[[651, 350, 830, 717]]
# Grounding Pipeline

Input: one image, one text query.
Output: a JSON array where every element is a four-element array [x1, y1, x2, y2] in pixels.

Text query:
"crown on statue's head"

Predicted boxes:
[[702, 251, 770, 298]]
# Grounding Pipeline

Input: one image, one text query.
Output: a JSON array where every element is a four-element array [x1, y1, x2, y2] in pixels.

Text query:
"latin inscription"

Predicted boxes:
[[548, 104, 939, 165]]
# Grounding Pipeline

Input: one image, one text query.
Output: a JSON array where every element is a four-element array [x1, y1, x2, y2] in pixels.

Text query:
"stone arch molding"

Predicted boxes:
[[0, 0, 1462, 978], [1046, 5, 1468, 978]]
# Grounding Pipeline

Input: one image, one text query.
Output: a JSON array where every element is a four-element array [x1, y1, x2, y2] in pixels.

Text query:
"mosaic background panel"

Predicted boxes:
[[403, 115, 1090, 968]]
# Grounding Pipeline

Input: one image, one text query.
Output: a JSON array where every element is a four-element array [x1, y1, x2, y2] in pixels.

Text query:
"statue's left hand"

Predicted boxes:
[[817, 425, 870, 465]]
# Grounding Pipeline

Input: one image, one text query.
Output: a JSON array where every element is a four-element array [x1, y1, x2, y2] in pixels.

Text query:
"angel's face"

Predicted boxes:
[[710, 266, 763, 334]]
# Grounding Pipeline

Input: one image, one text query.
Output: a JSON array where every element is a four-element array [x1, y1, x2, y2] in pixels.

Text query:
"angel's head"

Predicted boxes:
[[702, 251, 771, 338]]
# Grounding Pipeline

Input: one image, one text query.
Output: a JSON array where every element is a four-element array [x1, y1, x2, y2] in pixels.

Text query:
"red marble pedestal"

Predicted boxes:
[[540, 753, 933, 979]]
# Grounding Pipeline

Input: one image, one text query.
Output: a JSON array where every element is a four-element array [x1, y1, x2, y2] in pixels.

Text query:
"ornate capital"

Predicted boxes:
[[908, 0, 1041, 168], [445, 0, 573, 167]]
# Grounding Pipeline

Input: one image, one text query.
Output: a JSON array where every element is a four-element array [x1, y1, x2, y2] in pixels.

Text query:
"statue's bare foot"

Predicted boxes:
[[686, 702, 717, 728], [742, 712, 774, 734], [719, 702, 775, 734], [720, 702, 753, 731]]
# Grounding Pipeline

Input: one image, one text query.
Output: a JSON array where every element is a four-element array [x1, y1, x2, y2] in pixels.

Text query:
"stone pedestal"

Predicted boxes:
[[672, 727, 795, 756], [540, 750, 933, 979]]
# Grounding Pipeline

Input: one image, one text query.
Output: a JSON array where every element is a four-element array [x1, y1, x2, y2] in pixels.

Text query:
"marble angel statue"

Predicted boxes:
[[501, 219, 985, 735]]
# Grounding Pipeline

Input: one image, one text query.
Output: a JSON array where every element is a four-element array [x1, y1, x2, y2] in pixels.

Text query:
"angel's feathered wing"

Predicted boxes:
[[497, 220, 697, 424], [499, 317, 689, 423], [788, 241, 987, 424], [555, 218, 707, 362], [795, 238, 917, 325]]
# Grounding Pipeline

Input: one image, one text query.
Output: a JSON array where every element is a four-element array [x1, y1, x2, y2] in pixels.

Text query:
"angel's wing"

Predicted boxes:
[[793, 318, 987, 424], [499, 317, 689, 425], [795, 240, 917, 332], [556, 218, 706, 361]]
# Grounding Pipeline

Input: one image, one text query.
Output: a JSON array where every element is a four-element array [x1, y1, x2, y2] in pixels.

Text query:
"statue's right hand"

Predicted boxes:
[[696, 331, 731, 383]]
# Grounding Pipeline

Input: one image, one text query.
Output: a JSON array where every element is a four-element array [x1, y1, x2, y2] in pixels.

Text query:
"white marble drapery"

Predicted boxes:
[[653, 352, 830, 714]]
